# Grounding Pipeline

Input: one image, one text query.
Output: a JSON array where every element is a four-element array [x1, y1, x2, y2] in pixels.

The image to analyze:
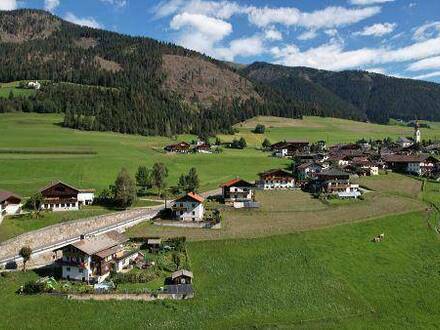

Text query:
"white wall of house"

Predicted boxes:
[[77, 192, 95, 206], [274, 149, 288, 158], [5, 203, 22, 216], [174, 201, 205, 222], [41, 201, 79, 212], [225, 186, 253, 201], [259, 179, 295, 190], [62, 265, 91, 281]]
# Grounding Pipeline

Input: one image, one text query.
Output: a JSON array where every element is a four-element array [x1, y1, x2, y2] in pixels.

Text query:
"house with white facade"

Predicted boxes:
[[40, 181, 95, 212], [257, 169, 295, 190], [58, 231, 136, 283], [382, 155, 439, 176], [0, 191, 22, 223], [172, 192, 205, 222], [220, 178, 258, 208]]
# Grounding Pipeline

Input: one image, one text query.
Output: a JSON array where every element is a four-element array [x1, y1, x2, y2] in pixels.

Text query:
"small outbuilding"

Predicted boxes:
[[171, 269, 193, 285]]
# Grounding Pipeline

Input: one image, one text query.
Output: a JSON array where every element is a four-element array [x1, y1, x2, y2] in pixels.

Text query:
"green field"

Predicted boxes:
[[224, 115, 440, 146], [1, 211, 439, 328], [0, 81, 37, 98], [1, 113, 440, 197], [1, 112, 440, 328]]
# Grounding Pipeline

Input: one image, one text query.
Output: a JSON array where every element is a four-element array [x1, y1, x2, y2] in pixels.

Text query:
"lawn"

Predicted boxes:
[[0, 211, 438, 328], [0, 208, 112, 242]]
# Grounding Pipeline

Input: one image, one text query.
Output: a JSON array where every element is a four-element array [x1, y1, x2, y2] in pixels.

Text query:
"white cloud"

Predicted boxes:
[[264, 27, 282, 41], [219, 36, 265, 61], [170, 13, 232, 41], [64, 13, 103, 29], [354, 22, 396, 37], [271, 36, 440, 71], [407, 56, 440, 71], [154, 0, 245, 20], [412, 71, 440, 80], [349, 0, 394, 5], [298, 30, 318, 41], [367, 67, 386, 74], [0, 0, 17, 10], [247, 6, 381, 29], [99, 0, 127, 8], [170, 12, 264, 61], [44, 0, 60, 12], [413, 21, 440, 41]]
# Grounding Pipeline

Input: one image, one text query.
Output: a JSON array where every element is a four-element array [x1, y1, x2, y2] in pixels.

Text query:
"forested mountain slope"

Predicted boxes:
[[243, 62, 440, 124], [1, 9, 440, 136]]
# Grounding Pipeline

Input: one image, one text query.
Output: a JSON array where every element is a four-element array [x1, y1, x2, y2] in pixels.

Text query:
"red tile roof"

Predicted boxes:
[[177, 192, 205, 203], [220, 178, 252, 188]]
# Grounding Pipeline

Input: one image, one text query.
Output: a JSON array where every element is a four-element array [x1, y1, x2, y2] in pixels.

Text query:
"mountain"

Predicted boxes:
[[0, 9, 439, 137], [242, 62, 440, 124]]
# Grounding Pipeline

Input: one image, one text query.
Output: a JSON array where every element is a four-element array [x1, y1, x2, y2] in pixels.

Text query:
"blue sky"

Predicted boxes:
[[3, 0, 440, 82]]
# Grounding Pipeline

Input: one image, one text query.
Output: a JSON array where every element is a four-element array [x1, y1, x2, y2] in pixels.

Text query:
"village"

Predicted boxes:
[[0, 121, 439, 300]]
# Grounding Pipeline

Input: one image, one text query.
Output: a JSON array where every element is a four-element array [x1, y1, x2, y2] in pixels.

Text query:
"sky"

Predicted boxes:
[[2, 0, 440, 82]]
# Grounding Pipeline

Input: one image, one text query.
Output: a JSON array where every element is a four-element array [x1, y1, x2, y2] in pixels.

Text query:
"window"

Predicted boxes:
[[66, 267, 70, 272], [192, 211, 195, 215], [79, 269, 83, 273]]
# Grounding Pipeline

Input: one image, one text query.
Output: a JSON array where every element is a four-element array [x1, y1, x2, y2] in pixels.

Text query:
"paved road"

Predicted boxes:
[[0, 189, 222, 267]]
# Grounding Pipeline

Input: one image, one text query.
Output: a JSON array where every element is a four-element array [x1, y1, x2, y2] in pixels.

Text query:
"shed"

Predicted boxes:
[[171, 269, 193, 284]]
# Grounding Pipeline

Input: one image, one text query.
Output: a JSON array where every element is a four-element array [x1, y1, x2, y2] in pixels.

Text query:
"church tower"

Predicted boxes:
[[414, 121, 421, 144]]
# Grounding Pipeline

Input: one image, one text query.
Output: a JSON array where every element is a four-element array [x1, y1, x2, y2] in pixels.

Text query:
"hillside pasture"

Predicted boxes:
[[0, 211, 438, 328], [225, 115, 440, 146], [0, 81, 36, 98], [2, 113, 439, 197]]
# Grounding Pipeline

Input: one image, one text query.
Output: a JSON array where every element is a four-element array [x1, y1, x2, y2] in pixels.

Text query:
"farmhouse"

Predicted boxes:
[[58, 231, 136, 283], [296, 162, 326, 181], [194, 143, 212, 153], [39, 181, 95, 212], [315, 168, 360, 197], [271, 141, 309, 158], [220, 178, 257, 208], [172, 192, 205, 222], [257, 169, 295, 190], [382, 154, 439, 176], [0, 191, 22, 222], [164, 142, 191, 153]]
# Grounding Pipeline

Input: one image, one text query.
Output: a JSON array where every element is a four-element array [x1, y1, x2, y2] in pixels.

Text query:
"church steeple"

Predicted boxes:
[[414, 121, 421, 144]]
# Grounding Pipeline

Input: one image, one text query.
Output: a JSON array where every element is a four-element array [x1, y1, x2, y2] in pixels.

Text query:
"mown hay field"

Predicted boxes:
[[128, 174, 426, 241]]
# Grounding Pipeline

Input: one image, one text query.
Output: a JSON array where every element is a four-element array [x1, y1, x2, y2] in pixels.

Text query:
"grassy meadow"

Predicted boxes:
[[0, 81, 36, 98], [223, 115, 440, 146], [1, 211, 439, 328], [1, 113, 440, 197]]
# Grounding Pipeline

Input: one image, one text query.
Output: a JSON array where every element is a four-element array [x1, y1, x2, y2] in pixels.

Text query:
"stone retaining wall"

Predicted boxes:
[[64, 292, 193, 301], [0, 208, 156, 261]]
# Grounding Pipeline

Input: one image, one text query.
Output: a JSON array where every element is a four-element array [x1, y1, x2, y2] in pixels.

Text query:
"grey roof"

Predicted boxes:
[[171, 269, 193, 279], [71, 231, 127, 256], [164, 284, 193, 295], [0, 191, 22, 203]]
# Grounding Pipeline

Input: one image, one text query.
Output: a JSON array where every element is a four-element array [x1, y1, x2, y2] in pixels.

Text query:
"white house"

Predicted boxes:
[[397, 137, 413, 148], [27, 81, 41, 90], [172, 192, 205, 222], [0, 191, 22, 223], [40, 181, 95, 212], [59, 231, 129, 283], [220, 178, 258, 208], [257, 169, 295, 190]]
